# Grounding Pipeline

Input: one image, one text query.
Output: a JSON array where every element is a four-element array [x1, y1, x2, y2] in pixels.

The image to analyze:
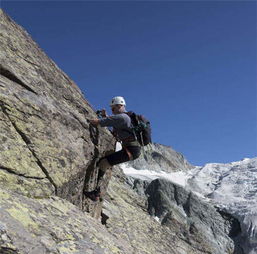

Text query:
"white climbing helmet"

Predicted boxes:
[[110, 96, 126, 106]]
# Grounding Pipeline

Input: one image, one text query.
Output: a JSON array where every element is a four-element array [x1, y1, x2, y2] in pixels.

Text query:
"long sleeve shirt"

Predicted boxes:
[[99, 113, 134, 141]]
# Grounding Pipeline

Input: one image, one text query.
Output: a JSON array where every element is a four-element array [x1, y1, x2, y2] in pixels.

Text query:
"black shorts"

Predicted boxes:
[[105, 146, 141, 166]]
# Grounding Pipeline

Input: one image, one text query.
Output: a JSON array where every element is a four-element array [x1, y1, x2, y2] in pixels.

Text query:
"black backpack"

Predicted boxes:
[[126, 111, 152, 146]]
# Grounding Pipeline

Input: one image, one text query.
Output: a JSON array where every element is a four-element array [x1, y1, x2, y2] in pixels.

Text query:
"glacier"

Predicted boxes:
[[122, 157, 257, 254]]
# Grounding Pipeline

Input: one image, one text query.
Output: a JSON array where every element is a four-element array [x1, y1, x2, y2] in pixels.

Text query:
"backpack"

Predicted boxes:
[[126, 111, 152, 146]]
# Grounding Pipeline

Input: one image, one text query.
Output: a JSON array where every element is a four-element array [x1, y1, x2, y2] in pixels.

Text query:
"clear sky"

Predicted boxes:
[[1, 1, 256, 165]]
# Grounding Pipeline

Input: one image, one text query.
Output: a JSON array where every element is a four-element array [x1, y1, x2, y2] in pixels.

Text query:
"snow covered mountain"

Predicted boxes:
[[187, 158, 257, 254], [122, 151, 257, 254]]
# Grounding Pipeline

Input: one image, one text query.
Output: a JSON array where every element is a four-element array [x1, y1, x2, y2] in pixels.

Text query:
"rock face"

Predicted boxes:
[[103, 168, 241, 254], [146, 178, 236, 254], [0, 188, 133, 254], [186, 158, 257, 254], [0, 8, 115, 218], [0, 9, 239, 254]]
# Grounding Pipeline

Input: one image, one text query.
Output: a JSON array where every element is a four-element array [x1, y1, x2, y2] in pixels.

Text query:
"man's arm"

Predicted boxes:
[[89, 109, 108, 126], [90, 114, 128, 128]]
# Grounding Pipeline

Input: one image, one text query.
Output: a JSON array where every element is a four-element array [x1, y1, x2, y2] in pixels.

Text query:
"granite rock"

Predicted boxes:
[[0, 8, 116, 218]]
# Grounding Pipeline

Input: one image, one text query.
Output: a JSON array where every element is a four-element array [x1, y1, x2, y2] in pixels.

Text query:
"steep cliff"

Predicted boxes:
[[0, 8, 115, 218], [0, 9, 238, 254]]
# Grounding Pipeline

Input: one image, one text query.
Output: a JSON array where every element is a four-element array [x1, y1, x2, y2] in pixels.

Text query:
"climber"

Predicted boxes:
[[85, 96, 141, 201]]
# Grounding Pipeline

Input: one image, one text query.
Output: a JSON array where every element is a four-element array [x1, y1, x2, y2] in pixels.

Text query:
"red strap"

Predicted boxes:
[[124, 147, 133, 161]]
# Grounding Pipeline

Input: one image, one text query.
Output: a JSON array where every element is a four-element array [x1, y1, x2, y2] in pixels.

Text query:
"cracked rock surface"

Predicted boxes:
[[0, 188, 133, 254], [0, 8, 114, 212]]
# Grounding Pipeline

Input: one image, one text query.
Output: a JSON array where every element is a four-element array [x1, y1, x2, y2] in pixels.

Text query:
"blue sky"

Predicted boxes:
[[1, 1, 256, 165]]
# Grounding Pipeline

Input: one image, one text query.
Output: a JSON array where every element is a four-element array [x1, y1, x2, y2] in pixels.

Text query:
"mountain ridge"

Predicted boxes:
[[124, 155, 257, 254]]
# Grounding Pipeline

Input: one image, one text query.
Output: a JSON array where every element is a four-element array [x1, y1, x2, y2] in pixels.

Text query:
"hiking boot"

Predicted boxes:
[[84, 188, 101, 202]]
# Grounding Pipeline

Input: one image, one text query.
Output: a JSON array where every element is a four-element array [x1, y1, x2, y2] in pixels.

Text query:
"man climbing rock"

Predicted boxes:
[[85, 96, 141, 201]]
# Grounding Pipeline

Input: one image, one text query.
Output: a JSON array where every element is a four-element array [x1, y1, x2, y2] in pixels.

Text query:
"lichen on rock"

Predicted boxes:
[[0, 8, 115, 212]]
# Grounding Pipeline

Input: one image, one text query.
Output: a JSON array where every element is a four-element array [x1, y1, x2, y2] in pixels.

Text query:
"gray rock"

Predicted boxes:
[[0, 188, 133, 254], [0, 8, 115, 218], [125, 176, 150, 196], [128, 143, 193, 173], [146, 178, 235, 254]]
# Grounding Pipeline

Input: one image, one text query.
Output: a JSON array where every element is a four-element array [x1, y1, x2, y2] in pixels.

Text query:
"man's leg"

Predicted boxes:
[[85, 147, 139, 201], [96, 158, 112, 191], [85, 150, 128, 201], [97, 146, 141, 188]]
